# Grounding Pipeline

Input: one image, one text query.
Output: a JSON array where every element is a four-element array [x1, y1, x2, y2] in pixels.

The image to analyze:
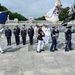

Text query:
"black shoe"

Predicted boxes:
[[65, 50, 69, 51], [41, 49, 45, 51], [37, 51, 41, 53], [54, 49, 58, 51], [70, 48, 73, 50]]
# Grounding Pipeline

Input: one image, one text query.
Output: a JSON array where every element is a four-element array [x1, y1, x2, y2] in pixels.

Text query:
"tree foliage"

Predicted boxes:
[[35, 16, 45, 20], [59, 7, 70, 21], [9, 12, 27, 21], [0, 4, 27, 21]]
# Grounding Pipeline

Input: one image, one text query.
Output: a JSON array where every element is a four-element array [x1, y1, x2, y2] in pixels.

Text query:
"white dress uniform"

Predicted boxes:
[[37, 29, 45, 52], [34, 26, 38, 39], [44, 27, 51, 44], [42, 26, 45, 43], [0, 28, 4, 53], [0, 42, 4, 53]]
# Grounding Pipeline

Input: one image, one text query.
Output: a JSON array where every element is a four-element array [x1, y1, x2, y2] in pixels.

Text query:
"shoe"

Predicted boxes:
[[7, 44, 9, 46], [54, 49, 58, 51], [41, 49, 45, 51], [37, 51, 41, 53], [70, 48, 73, 50], [1, 51, 5, 54], [65, 50, 69, 51]]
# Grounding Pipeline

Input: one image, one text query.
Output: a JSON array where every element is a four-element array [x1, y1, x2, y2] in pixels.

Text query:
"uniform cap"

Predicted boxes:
[[66, 26, 72, 28], [52, 26, 55, 28]]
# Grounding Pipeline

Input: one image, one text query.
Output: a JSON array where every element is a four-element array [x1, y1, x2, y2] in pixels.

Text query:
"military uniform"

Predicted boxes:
[[34, 25, 39, 42], [21, 28, 27, 45], [28, 26, 34, 45], [44, 26, 50, 44], [50, 26, 57, 52], [5, 28, 12, 46], [13, 26, 20, 45], [65, 26, 74, 51], [37, 28, 45, 53], [0, 42, 4, 53]]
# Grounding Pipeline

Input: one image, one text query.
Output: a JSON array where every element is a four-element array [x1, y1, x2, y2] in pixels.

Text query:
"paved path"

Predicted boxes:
[[0, 33, 75, 75]]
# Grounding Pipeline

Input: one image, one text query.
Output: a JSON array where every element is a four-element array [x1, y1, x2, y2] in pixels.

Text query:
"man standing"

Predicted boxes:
[[34, 24, 39, 43], [13, 25, 20, 45], [50, 26, 58, 52], [0, 44, 4, 53], [28, 26, 34, 45], [5, 26, 12, 46], [21, 26, 27, 45], [65, 26, 74, 51], [37, 26, 45, 53], [44, 25, 51, 44], [55, 26, 59, 40]]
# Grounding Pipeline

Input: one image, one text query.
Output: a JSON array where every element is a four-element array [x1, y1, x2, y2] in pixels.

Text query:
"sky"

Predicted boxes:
[[0, 0, 74, 18]]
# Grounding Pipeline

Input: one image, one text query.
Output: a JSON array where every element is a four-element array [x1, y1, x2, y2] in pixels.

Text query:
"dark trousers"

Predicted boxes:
[[29, 36, 33, 45], [22, 37, 26, 45], [65, 40, 72, 50], [50, 37, 57, 51], [15, 36, 20, 45], [6, 37, 11, 45]]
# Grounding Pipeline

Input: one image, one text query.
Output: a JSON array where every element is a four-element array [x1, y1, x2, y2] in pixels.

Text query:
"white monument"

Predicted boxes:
[[14, 18, 18, 23], [28, 17, 34, 25]]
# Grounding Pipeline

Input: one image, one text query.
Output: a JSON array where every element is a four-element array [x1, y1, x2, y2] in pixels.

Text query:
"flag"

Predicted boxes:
[[45, 0, 62, 23], [0, 11, 9, 24], [62, 0, 75, 26]]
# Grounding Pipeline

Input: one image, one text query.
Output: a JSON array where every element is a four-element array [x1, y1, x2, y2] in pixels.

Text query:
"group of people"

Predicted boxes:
[[5, 25, 35, 46], [36, 25, 59, 53], [36, 25, 74, 53], [0, 24, 74, 53]]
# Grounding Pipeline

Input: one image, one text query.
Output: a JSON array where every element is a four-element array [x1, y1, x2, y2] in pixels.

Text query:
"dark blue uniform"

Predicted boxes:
[[50, 28, 57, 51], [28, 27, 34, 45], [65, 28, 73, 51], [13, 27, 20, 45], [5, 29, 12, 45], [21, 29, 27, 45], [38, 29, 44, 40]]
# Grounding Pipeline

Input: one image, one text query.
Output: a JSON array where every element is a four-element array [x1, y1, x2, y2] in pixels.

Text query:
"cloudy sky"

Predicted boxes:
[[0, 0, 74, 18]]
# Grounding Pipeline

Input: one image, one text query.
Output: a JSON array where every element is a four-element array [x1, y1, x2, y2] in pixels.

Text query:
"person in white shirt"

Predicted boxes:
[[0, 43, 4, 53], [34, 25, 39, 42], [44, 25, 51, 44]]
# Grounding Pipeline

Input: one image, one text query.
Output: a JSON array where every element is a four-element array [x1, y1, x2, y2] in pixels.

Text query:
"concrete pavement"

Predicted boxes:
[[0, 33, 75, 75]]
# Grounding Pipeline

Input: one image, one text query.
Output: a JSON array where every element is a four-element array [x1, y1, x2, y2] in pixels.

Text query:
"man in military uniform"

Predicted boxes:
[[34, 24, 39, 43], [5, 26, 12, 46], [13, 25, 20, 45], [21, 26, 27, 45], [37, 26, 45, 53], [65, 26, 74, 51], [28, 26, 34, 45], [50, 26, 58, 52]]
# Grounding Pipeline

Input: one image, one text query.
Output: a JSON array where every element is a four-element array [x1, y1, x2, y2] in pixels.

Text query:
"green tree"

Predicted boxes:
[[35, 16, 45, 20], [9, 12, 27, 21], [59, 7, 70, 21], [0, 4, 27, 21]]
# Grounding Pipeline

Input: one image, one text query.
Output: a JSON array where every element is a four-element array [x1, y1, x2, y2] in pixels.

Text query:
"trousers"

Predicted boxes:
[[37, 40, 44, 51]]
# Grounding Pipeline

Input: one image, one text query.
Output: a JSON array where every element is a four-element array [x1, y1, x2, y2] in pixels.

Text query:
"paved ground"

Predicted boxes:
[[0, 33, 75, 75]]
